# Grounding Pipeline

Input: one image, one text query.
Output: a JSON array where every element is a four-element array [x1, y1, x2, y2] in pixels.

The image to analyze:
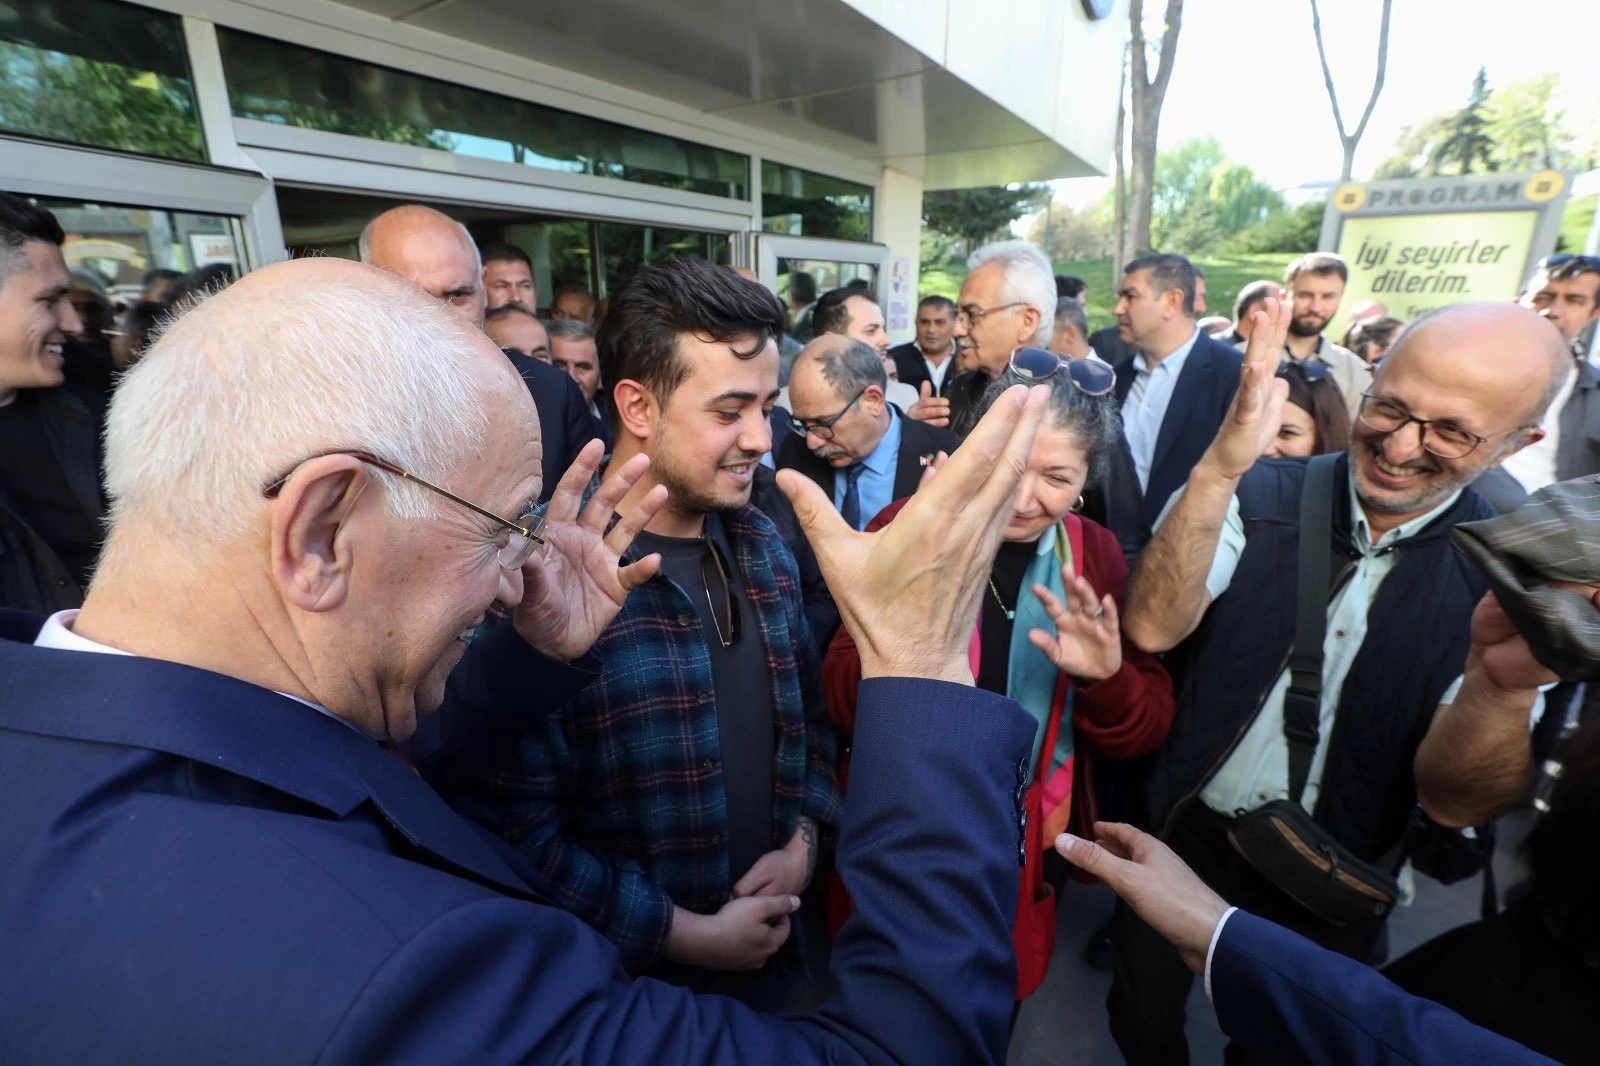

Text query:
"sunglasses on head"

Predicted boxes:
[[1007, 347, 1116, 395], [1277, 358, 1330, 383]]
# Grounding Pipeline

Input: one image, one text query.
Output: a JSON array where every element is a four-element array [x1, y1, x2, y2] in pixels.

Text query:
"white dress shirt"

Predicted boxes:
[[1500, 362, 1578, 493], [34, 610, 348, 725], [922, 347, 955, 393], [1121, 328, 1202, 492]]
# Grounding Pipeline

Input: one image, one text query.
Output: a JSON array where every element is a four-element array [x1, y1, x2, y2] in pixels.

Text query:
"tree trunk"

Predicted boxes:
[[1112, 47, 1129, 276], [1310, 0, 1393, 182], [1125, 0, 1184, 257]]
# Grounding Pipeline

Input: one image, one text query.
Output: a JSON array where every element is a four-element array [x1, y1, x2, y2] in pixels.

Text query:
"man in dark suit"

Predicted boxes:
[[886, 295, 960, 399], [0, 254, 1053, 1065], [1088, 254, 1242, 559], [778, 334, 959, 529], [360, 203, 597, 500]]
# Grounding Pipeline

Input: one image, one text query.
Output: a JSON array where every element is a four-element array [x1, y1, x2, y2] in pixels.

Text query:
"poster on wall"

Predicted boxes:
[[189, 233, 240, 269], [887, 255, 913, 334], [1318, 170, 1572, 339]]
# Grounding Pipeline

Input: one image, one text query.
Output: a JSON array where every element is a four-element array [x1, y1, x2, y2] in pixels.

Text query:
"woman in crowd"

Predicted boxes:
[[819, 350, 1175, 1003], [1263, 360, 1353, 458]]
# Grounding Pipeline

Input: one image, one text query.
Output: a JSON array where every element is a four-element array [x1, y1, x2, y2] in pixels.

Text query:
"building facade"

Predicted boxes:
[[1, 0, 1121, 336]]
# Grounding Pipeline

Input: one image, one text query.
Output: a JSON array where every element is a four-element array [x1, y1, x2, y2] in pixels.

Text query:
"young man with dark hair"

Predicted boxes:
[[1282, 252, 1370, 420], [0, 191, 104, 612], [449, 258, 841, 1009], [480, 240, 536, 313], [886, 294, 959, 398]]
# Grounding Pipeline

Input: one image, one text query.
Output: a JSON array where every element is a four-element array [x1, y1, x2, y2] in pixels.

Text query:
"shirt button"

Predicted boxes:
[[701, 757, 717, 772], [677, 613, 693, 627], [1334, 629, 1346, 639]]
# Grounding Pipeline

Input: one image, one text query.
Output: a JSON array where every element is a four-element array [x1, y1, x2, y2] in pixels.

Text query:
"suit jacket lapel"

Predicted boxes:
[[893, 420, 939, 499], [1148, 340, 1212, 496], [0, 637, 537, 901], [1114, 356, 1138, 406]]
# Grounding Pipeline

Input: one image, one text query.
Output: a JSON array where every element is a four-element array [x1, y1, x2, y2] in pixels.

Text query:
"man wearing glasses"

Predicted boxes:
[[777, 334, 959, 531], [446, 259, 842, 1010], [1107, 300, 1573, 1066]]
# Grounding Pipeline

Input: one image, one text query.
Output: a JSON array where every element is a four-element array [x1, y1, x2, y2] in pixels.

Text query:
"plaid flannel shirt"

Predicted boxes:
[[455, 501, 842, 973]]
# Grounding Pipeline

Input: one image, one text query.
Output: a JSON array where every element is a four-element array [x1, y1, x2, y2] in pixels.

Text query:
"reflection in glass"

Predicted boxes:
[[39, 197, 243, 301], [0, 0, 204, 161], [776, 258, 876, 308], [274, 186, 731, 312], [217, 30, 749, 201], [762, 162, 873, 242]]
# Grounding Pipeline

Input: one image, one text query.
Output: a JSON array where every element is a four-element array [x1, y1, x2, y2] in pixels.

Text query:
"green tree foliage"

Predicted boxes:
[[1486, 76, 1573, 172], [1209, 163, 1286, 232], [922, 184, 1052, 252], [1221, 200, 1326, 254], [1430, 67, 1495, 175], [0, 43, 203, 161], [1150, 136, 1227, 248]]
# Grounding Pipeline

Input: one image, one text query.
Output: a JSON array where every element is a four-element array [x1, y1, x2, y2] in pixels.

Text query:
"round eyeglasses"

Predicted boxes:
[[1007, 346, 1117, 395]]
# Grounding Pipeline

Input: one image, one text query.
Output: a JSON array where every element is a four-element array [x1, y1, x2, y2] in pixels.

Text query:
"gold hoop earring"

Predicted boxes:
[[1071, 496, 1085, 513]]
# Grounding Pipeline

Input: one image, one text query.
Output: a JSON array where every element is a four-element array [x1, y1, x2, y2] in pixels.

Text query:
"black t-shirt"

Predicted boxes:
[[977, 538, 1038, 696], [634, 515, 776, 885], [0, 393, 100, 589]]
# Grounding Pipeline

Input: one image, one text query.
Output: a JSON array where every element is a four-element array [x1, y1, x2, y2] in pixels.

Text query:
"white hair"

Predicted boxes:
[[104, 278, 491, 551], [357, 209, 482, 274], [967, 240, 1057, 346]]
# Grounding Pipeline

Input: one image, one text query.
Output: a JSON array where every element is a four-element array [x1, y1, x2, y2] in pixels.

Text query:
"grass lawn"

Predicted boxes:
[[920, 252, 1296, 334]]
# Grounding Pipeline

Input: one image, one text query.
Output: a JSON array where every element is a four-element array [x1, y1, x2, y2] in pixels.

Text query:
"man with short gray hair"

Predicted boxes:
[[947, 239, 1057, 435], [360, 203, 595, 500], [778, 334, 959, 530]]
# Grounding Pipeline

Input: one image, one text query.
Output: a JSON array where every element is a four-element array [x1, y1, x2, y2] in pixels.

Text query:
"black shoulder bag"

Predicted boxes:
[[1226, 454, 1404, 928]]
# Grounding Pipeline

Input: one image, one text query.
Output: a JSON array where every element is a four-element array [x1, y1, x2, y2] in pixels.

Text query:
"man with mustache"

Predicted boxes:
[[778, 334, 960, 531], [1283, 252, 1371, 421], [447, 259, 843, 1009], [1109, 298, 1573, 1065]]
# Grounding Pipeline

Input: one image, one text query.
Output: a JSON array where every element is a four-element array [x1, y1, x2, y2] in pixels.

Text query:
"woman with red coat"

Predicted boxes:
[[820, 351, 1176, 1003]]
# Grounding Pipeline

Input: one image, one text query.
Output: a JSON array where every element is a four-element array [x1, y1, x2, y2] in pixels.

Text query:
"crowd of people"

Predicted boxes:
[[2, 184, 1599, 1065]]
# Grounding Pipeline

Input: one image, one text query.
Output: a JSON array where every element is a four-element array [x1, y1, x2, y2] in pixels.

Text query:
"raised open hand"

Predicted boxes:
[[1028, 569, 1122, 683], [512, 439, 667, 661], [1206, 296, 1293, 480], [907, 379, 952, 428], [778, 384, 1052, 684]]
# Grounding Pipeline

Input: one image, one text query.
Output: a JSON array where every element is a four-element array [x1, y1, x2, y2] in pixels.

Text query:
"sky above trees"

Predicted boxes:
[[1053, 0, 1600, 207]]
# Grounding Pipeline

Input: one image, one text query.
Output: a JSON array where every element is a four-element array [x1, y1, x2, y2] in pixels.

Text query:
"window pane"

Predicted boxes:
[[40, 197, 243, 301], [595, 223, 730, 298], [0, 0, 204, 161], [762, 162, 873, 242], [218, 30, 749, 201]]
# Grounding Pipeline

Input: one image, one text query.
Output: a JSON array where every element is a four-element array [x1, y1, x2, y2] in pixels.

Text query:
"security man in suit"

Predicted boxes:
[[360, 204, 597, 501], [1087, 254, 1243, 559], [778, 334, 960, 530]]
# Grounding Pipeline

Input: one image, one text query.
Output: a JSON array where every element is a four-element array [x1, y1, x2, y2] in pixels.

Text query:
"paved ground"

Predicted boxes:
[[1008, 809, 1535, 1065]]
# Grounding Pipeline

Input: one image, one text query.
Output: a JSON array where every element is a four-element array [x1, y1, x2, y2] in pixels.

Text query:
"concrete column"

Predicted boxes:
[[877, 165, 925, 345]]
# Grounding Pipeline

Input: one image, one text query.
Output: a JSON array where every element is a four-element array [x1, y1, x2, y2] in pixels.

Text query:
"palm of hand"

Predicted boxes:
[[513, 522, 628, 661], [1041, 615, 1119, 680]]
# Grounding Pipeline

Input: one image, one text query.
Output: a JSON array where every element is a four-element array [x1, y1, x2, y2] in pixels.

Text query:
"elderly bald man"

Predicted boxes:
[[0, 256, 1058, 1065], [1106, 300, 1573, 1066], [361, 204, 595, 500]]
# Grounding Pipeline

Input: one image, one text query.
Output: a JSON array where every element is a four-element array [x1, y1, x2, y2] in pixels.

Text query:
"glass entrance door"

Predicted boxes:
[[752, 233, 891, 335]]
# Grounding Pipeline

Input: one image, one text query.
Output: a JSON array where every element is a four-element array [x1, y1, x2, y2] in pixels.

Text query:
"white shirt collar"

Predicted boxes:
[[1346, 472, 1462, 554], [34, 610, 347, 723], [1133, 326, 1202, 376]]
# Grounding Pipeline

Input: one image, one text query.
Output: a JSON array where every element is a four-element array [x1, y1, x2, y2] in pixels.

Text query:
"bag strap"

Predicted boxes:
[[1285, 455, 1340, 806]]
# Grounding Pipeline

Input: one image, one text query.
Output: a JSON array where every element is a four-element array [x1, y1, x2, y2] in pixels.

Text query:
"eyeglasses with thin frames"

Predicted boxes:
[[955, 301, 1030, 327], [1356, 394, 1527, 460], [788, 386, 868, 440], [262, 450, 545, 570]]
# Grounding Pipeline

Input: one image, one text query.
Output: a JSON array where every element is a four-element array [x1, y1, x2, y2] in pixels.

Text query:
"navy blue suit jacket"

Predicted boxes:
[[0, 611, 1033, 1065], [1214, 910, 1558, 1066], [502, 348, 601, 500], [1090, 331, 1242, 558]]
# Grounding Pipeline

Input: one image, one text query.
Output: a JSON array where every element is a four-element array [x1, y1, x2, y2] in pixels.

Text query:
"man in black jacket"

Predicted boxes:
[[777, 335, 958, 531], [1110, 299, 1574, 1066], [361, 205, 596, 500], [0, 193, 106, 612]]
